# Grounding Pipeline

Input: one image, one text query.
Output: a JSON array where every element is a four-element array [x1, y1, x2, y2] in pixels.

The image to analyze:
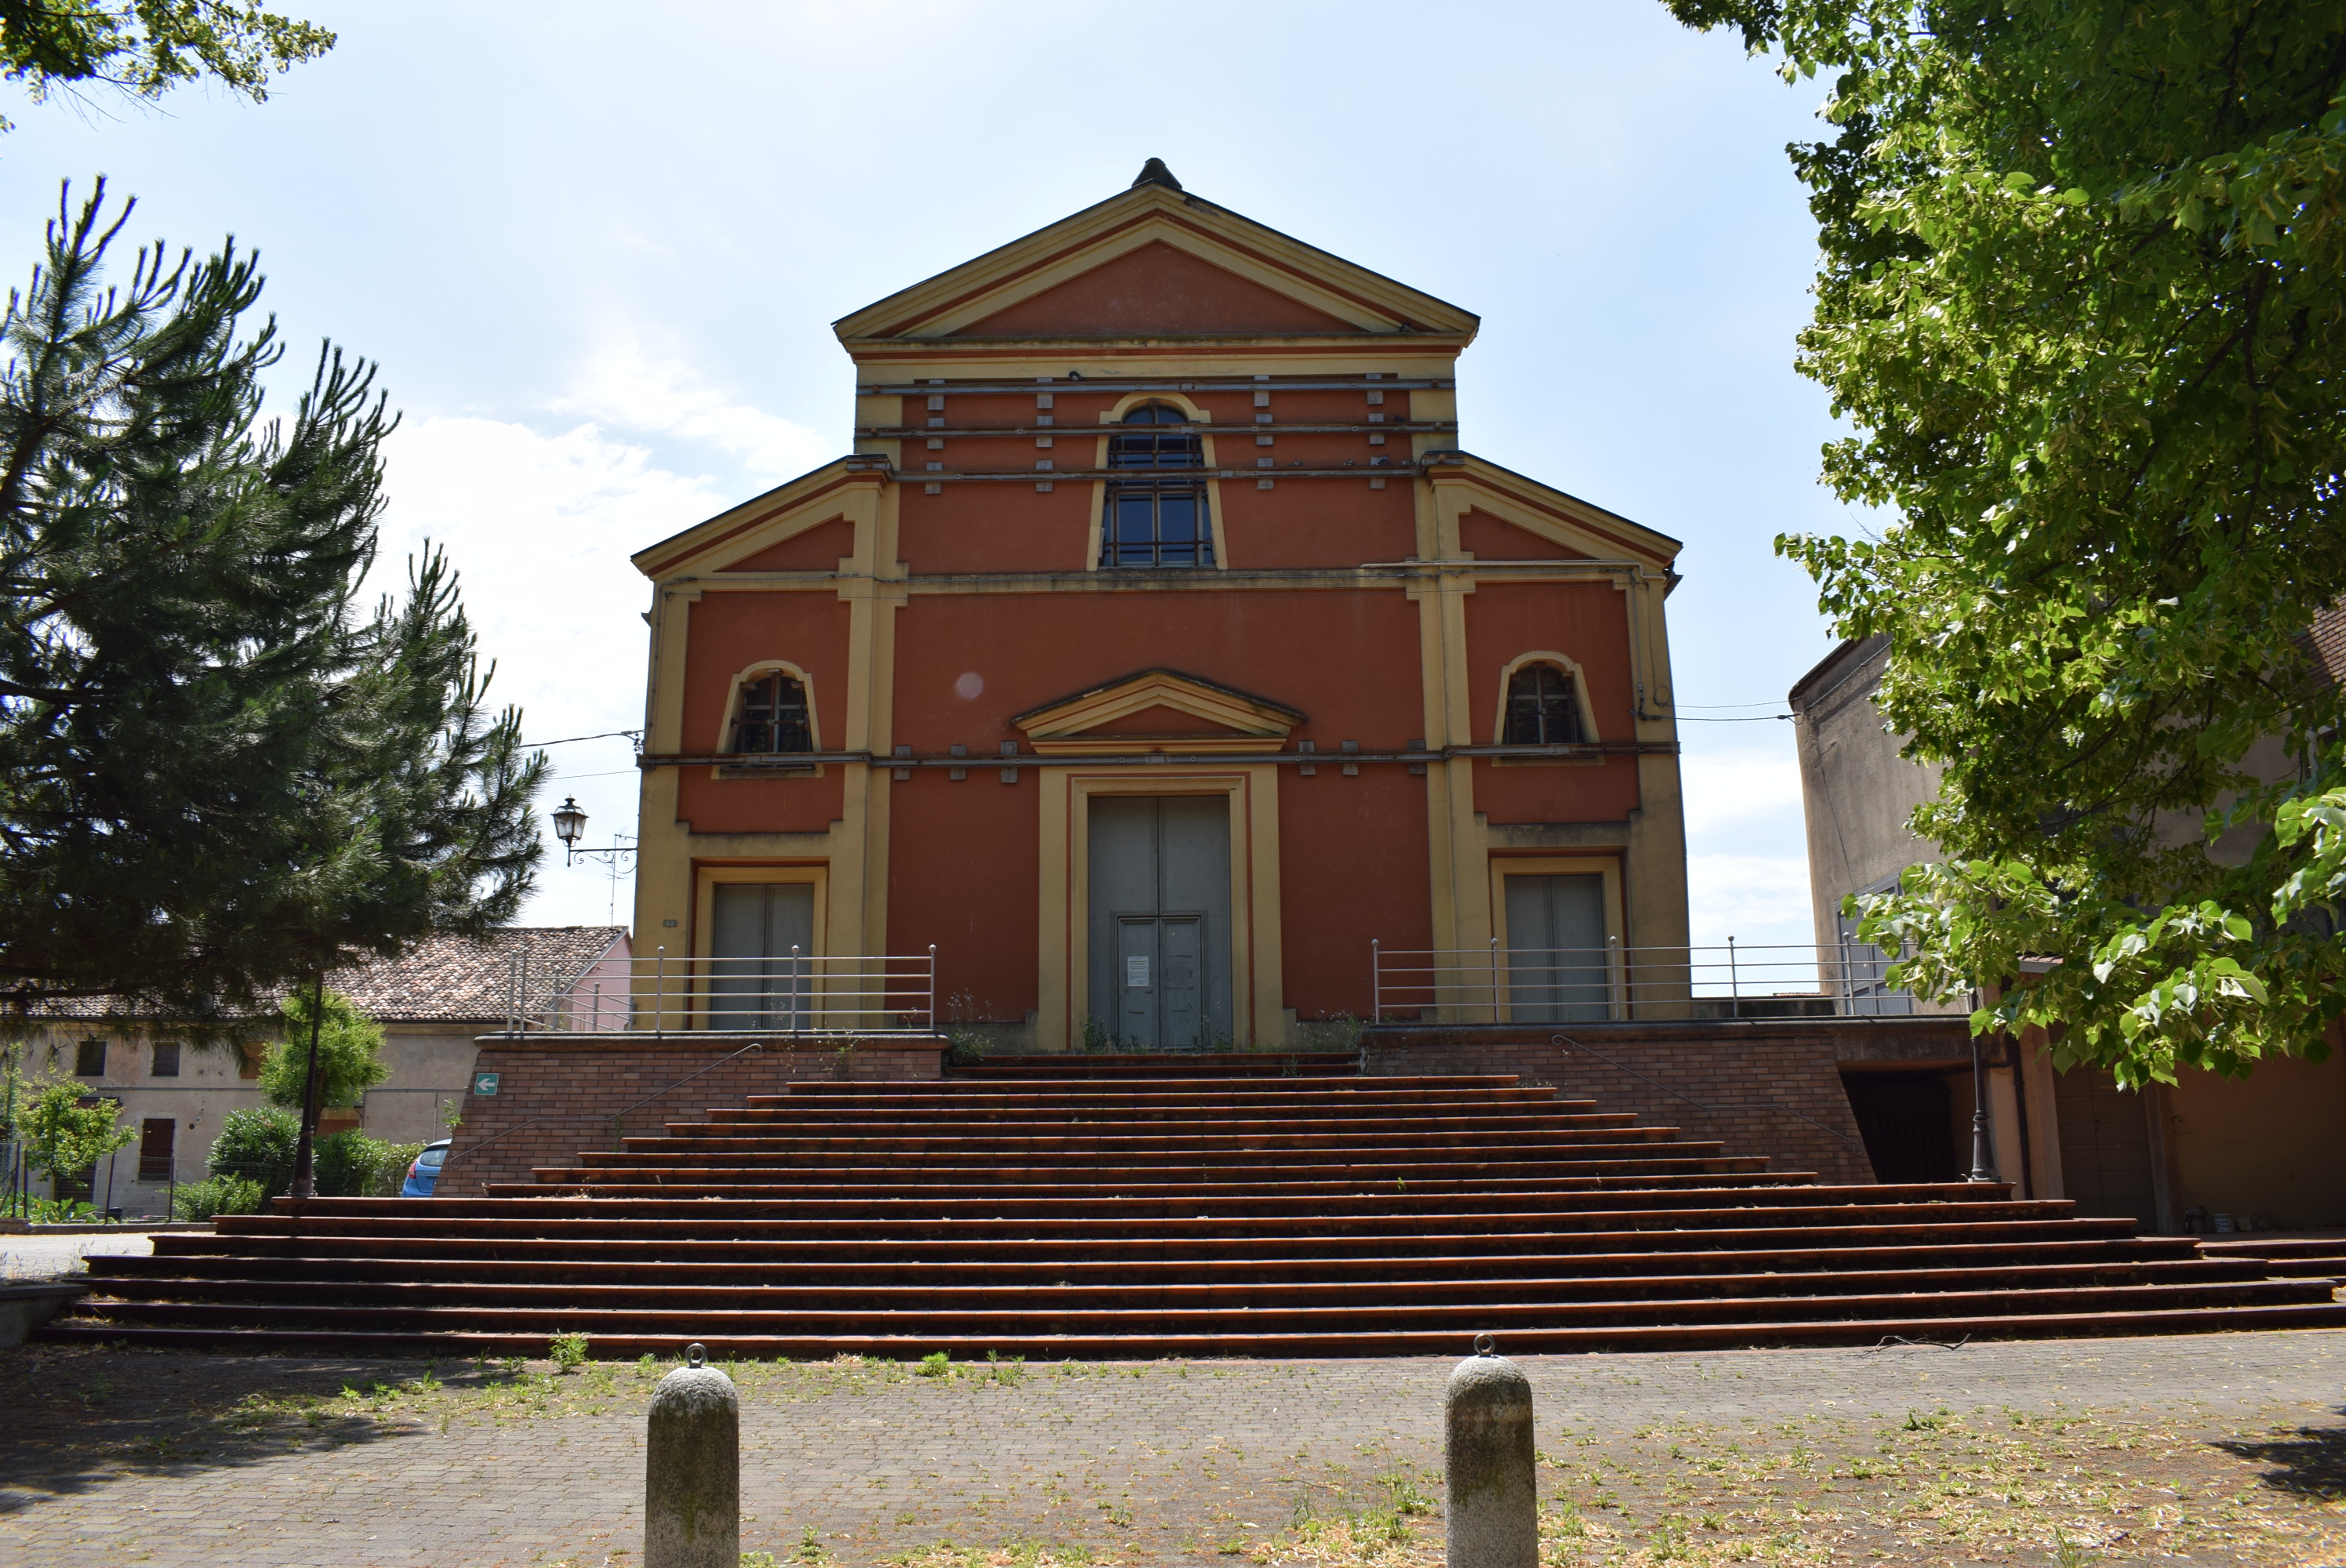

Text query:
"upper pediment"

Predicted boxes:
[[1013, 669, 1305, 755], [631, 456, 885, 580], [834, 165, 1478, 345], [1426, 453, 1683, 574]]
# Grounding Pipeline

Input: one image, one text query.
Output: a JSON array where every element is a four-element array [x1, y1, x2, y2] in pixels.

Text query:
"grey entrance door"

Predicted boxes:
[[1088, 797, 1232, 1047], [710, 882, 815, 1029], [1504, 873, 1609, 1022]]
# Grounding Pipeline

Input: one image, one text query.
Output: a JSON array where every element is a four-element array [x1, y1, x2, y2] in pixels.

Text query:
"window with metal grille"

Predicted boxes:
[[730, 672, 813, 755], [150, 1041, 180, 1077], [1102, 404, 1212, 568], [1502, 664, 1585, 746], [74, 1039, 104, 1077]]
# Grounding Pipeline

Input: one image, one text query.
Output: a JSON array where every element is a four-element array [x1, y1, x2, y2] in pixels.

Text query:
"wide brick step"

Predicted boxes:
[[56, 1278, 2342, 1342], [149, 1222, 2164, 1276], [506, 1171, 1814, 1201], [512, 1156, 1772, 1190], [763, 1074, 1523, 1098], [91, 1236, 2215, 1288], [43, 1300, 2346, 1359], [616, 1127, 1687, 1156], [705, 1102, 1607, 1128], [481, 1171, 1817, 1203], [88, 1257, 2279, 1312], [189, 1210, 2126, 1256], [74, 1069, 2318, 1356], [951, 1052, 1360, 1078]]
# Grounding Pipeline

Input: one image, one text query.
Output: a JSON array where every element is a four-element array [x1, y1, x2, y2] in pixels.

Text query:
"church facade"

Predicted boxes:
[[626, 163, 1690, 1049]]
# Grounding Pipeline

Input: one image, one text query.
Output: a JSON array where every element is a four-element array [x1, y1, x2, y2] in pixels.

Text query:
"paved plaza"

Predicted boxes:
[[0, 1328, 2341, 1567]]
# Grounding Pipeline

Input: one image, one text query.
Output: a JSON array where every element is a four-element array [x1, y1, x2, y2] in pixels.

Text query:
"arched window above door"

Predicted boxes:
[[1502, 662, 1585, 746], [730, 670, 814, 755], [1102, 403, 1213, 568]]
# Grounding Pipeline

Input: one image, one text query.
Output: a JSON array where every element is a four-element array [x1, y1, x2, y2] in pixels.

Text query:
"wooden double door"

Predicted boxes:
[[1088, 796, 1233, 1049]]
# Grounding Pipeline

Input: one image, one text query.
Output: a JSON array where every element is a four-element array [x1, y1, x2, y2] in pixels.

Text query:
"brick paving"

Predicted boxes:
[[2, 1330, 2341, 1566]]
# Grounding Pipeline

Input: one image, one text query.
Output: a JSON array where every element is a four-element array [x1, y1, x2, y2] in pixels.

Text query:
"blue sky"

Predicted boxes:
[[5, 1, 1861, 949]]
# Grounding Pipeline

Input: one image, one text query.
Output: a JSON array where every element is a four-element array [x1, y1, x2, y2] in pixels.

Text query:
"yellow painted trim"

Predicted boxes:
[[854, 349, 1465, 383], [1486, 854, 1627, 1022], [1489, 649, 1604, 766], [833, 183, 1480, 341], [710, 659, 824, 782], [1425, 457, 1679, 570], [1035, 766, 1283, 1051], [1016, 670, 1299, 744], [1028, 736, 1287, 757], [634, 465, 885, 580]]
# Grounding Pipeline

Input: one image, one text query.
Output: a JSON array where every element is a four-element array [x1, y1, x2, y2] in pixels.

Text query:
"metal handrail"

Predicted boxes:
[[501, 945, 939, 1036], [1370, 936, 1917, 1023]]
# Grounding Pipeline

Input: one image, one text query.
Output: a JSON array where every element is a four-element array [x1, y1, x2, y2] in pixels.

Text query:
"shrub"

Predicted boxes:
[[171, 1174, 264, 1220], [313, 1131, 422, 1196], [208, 1105, 300, 1198]]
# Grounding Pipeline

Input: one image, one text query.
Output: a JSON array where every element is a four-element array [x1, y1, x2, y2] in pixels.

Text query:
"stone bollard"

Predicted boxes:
[[645, 1343, 739, 1568], [1446, 1333, 1538, 1568]]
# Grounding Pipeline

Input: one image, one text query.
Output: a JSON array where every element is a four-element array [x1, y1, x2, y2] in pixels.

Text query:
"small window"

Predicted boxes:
[[730, 672, 813, 755], [150, 1041, 180, 1078], [1102, 404, 1213, 569], [238, 1044, 263, 1080], [74, 1039, 105, 1078], [1503, 664, 1585, 746]]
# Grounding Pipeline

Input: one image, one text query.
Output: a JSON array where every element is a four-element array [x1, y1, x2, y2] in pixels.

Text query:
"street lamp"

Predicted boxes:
[[550, 797, 637, 869], [552, 797, 588, 853]]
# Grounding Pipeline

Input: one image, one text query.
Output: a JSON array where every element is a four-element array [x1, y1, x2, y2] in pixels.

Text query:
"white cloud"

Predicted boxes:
[[1677, 742, 1805, 836], [552, 338, 830, 478], [374, 414, 732, 927], [1686, 852, 1818, 956]]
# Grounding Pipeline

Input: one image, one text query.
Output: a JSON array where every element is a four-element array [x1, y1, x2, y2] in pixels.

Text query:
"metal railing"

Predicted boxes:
[[499, 946, 939, 1036], [1369, 938, 1917, 1023]]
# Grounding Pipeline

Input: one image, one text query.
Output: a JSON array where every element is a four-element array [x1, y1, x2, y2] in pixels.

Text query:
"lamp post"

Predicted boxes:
[[1967, 1033, 1997, 1182]]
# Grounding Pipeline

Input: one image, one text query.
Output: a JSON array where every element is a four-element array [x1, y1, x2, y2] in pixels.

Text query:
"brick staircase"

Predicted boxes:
[[42, 1058, 2346, 1357]]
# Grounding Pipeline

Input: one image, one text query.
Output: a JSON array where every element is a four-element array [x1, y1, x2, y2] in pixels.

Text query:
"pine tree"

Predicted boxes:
[[0, 181, 548, 1040]]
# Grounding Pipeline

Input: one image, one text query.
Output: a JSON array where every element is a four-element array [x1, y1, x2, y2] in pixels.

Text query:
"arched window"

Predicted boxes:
[[1102, 403, 1212, 568], [731, 671, 813, 755], [1503, 663, 1585, 746]]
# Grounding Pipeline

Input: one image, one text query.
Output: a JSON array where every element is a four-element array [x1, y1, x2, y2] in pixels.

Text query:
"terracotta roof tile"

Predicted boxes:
[[333, 927, 628, 1023], [26, 926, 627, 1026]]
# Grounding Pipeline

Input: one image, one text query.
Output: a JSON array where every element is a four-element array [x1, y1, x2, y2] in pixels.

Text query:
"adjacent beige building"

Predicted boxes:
[[9, 927, 626, 1214], [1789, 631, 2346, 1230]]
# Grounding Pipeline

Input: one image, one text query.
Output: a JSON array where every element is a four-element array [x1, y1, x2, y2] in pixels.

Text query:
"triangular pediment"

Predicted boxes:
[[1013, 669, 1305, 755], [1427, 453, 1684, 573], [958, 239, 1361, 338], [835, 176, 1478, 344], [631, 456, 887, 581]]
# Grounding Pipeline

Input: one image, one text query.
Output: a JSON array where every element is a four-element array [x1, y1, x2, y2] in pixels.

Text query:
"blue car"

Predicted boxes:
[[401, 1138, 451, 1196]]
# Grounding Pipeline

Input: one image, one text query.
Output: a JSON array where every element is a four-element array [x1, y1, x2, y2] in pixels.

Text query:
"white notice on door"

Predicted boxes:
[[1125, 955, 1150, 989]]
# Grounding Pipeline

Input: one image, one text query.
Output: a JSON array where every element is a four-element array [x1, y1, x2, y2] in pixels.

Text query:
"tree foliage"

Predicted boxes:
[[0, 1, 333, 130], [205, 1102, 293, 1194], [13, 1072, 132, 1185], [1669, 0, 2346, 1083], [0, 183, 547, 1040], [257, 985, 383, 1109]]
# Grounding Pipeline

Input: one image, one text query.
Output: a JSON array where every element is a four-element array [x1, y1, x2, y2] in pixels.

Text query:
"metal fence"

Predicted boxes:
[[499, 947, 939, 1036], [1369, 938, 1917, 1023]]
